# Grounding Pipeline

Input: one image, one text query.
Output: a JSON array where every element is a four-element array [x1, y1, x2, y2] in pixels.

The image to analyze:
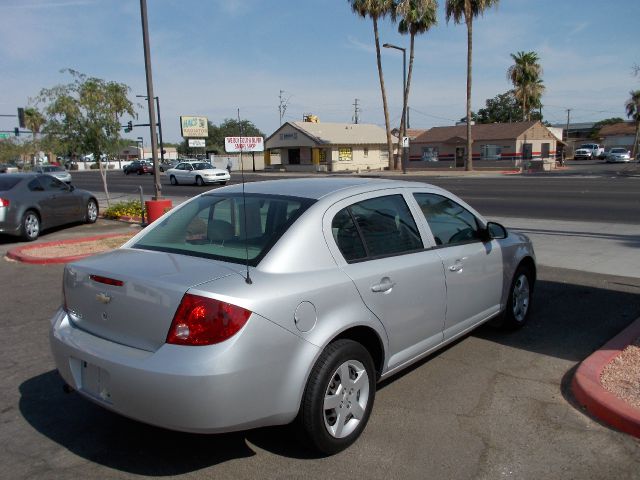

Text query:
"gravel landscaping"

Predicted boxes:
[[601, 337, 640, 409]]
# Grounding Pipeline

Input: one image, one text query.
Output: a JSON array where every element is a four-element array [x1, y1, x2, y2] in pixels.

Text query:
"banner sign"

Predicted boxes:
[[188, 139, 206, 147], [224, 136, 264, 152], [180, 116, 208, 138]]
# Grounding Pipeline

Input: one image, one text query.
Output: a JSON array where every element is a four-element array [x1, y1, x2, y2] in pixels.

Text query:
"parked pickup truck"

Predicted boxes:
[[574, 143, 604, 160]]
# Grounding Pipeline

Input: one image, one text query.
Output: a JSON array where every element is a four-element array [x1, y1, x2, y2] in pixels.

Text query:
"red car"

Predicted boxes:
[[124, 160, 153, 175]]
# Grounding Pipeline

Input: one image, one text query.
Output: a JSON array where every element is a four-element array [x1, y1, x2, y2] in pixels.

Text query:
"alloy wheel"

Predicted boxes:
[[512, 273, 530, 322], [323, 359, 370, 439]]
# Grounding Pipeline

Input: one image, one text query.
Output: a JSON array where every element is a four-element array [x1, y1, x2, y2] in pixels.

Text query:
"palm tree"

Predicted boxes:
[[23, 107, 46, 167], [348, 0, 396, 169], [445, 0, 499, 171], [396, 0, 438, 167], [507, 51, 545, 121], [626, 90, 640, 159]]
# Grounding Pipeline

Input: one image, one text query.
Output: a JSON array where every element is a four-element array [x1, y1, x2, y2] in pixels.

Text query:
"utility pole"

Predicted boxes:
[[278, 90, 289, 126], [352, 98, 360, 124], [564, 108, 572, 164], [139, 0, 160, 199], [407, 106, 410, 129]]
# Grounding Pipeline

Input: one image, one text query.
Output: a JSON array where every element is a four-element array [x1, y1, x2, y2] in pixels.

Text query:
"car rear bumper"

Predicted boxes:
[[49, 307, 318, 433]]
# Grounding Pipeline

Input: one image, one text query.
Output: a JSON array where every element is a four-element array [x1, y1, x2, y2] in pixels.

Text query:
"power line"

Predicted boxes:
[[408, 107, 456, 123]]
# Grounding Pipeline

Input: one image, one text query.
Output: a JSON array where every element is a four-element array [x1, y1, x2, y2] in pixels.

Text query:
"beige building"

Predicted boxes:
[[409, 121, 560, 169], [265, 121, 389, 172]]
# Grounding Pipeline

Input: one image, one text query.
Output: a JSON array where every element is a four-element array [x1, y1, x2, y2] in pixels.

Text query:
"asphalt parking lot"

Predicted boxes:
[[1, 242, 639, 478]]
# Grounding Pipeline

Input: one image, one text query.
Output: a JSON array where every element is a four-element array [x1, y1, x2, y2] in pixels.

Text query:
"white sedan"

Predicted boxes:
[[166, 161, 230, 186]]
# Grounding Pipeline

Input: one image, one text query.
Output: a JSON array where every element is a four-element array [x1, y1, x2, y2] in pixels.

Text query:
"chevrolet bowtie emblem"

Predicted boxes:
[[96, 292, 112, 304]]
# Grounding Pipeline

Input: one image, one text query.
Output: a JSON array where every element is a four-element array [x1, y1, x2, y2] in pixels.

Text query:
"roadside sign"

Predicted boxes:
[[188, 139, 206, 148], [224, 136, 264, 153], [0, 133, 10, 139], [180, 116, 208, 138], [402, 136, 409, 148]]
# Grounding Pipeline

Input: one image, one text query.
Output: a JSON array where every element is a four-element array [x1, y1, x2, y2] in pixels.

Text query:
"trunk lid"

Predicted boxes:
[[64, 248, 241, 351]]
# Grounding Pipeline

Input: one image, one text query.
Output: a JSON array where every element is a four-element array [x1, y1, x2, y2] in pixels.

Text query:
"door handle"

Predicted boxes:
[[449, 260, 463, 272], [371, 278, 396, 293]]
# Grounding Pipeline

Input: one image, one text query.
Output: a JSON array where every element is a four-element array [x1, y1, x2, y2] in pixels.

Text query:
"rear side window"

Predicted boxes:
[[332, 194, 423, 261], [133, 193, 314, 266], [413, 193, 481, 246], [0, 177, 21, 191]]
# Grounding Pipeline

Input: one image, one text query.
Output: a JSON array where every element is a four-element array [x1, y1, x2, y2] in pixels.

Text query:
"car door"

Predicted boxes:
[[38, 175, 80, 225], [412, 192, 503, 341], [324, 191, 447, 373]]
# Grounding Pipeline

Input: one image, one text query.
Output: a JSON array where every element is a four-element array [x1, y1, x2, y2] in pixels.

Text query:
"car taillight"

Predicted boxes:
[[0, 198, 9, 207], [166, 294, 252, 346]]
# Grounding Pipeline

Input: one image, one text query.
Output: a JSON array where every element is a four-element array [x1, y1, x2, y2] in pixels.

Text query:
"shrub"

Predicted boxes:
[[103, 200, 145, 220]]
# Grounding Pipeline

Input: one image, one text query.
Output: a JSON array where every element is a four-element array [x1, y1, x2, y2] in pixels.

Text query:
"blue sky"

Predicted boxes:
[[1, 0, 638, 144]]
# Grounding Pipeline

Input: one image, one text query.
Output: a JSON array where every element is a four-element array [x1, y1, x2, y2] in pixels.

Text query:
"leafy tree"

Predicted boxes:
[[590, 117, 625, 139], [348, 0, 396, 169], [445, 0, 500, 171], [178, 118, 265, 156], [626, 90, 640, 158], [21, 107, 46, 167], [36, 69, 135, 206], [0, 138, 27, 164], [396, 0, 438, 168], [507, 51, 545, 121], [473, 90, 542, 124]]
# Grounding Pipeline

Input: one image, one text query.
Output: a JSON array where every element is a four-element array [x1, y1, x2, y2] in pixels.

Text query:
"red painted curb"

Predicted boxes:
[[571, 317, 640, 438], [5, 233, 134, 265]]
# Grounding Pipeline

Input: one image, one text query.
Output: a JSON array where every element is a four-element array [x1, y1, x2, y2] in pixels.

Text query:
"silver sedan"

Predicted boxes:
[[49, 178, 536, 454]]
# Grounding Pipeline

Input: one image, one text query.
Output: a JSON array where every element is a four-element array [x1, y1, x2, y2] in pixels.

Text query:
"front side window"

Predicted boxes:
[[133, 193, 314, 266], [39, 175, 68, 191], [332, 194, 423, 261], [338, 148, 352, 161], [414, 193, 481, 246]]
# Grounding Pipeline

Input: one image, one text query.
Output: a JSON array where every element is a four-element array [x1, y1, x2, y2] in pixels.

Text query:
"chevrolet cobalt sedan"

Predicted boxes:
[[50, 178, 535, 454]]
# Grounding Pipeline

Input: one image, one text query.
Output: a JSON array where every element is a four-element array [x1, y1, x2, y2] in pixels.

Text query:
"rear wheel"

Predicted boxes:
[[196, 176, 205, 186], [298, 339, 375, 455], [169, 175, 178, 185], [85, 199, 98, 223], [21, 210, 40, 241]]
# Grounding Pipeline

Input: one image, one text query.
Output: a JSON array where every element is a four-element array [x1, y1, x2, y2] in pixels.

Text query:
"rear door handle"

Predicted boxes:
[[449, 260, 463, 272], [371, 278, 396, 293]]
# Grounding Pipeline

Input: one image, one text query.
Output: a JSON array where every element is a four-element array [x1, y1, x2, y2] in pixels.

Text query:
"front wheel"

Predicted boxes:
[[196, 176, 205, 186], [169, 175, 178, 185], [492, 265, 534, 329], [85, 199, 98, 223], [21, 210, 40, 241], [298, 339, 376, 455]]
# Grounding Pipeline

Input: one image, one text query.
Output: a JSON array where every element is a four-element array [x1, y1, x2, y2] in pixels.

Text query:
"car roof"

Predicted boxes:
[[214, 177, 442, 201]]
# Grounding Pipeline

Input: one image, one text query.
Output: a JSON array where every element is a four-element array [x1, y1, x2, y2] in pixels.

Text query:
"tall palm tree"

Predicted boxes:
[[348, 0, 396, 169], [507, 51, 545, 121], [626, 90, 640, 159], [396, 0, 438, 165], [445, 0, 499, 171]]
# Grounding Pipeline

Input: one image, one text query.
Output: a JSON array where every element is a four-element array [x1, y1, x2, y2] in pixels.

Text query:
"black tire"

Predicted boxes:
[[124, 170, 129, 175], [196, 176, 205, 186], [21, 210, 40, 242], [169, 175, 178, 185], [298, 339, 376, 455], [219, 181, 227, 186], [492, 264, 534, 330], [85, 199, 98, 223]]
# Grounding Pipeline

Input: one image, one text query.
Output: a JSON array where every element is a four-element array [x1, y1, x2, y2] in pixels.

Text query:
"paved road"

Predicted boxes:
[[69, 165, 640, 224]]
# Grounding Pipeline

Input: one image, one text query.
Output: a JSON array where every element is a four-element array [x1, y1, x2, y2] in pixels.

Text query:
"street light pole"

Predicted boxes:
[[139, 0, 161, 199], [383, 43, 408, 174]]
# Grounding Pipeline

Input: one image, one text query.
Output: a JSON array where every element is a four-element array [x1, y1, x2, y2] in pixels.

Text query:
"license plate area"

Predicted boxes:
[[79, 360, 112, 404]]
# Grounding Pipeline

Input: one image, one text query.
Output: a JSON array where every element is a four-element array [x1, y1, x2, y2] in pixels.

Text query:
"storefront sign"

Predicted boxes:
[[188, 139, 206, 147], [224, 136, 264, 152], [180, 116, 208, 138]]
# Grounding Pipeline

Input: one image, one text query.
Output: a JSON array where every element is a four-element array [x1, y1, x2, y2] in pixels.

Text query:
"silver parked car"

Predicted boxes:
[[34, 164, 72, 184], [50, 178, 535, 454], [605, 147, 631, 163], [0, 173, 98, 241]]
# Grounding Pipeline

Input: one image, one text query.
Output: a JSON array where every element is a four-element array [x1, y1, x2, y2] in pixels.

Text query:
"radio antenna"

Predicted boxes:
[[238, 108, 252, 284]]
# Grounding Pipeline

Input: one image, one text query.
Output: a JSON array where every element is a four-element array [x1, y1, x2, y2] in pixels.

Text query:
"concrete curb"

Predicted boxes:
[[5, 233, 133, 265], [571, 316, 640, 438]]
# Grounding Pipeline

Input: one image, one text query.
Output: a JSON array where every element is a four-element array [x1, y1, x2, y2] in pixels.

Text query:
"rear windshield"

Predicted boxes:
[[0, 176, 21, 191], [610, 148, 627, 153], [132, 193, 315, 266]]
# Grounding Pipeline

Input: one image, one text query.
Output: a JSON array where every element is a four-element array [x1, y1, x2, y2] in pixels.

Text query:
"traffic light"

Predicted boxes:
[[124, 120, 132, 133], [14, 127, 19, 137], [17, 108, 25, 128]]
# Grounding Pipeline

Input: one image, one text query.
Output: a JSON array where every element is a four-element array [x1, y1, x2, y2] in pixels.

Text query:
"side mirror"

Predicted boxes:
[[484, 221, 508, 240]]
